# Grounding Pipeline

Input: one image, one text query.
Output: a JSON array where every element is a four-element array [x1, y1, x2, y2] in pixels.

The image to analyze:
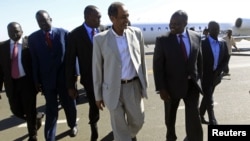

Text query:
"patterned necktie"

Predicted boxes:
[[179, 35, 187, 61], [45, 32, 52, 47], [91, 28, 96, 39], [11, 42, 20, 79]]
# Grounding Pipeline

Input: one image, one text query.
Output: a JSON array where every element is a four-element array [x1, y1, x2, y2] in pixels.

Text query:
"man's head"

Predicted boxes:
[[108, 2, 129, 35], [226, 29, 232, 36], [36, 10, 52, 32], [208, 21, 220, 39], [203, 28, 209, 36], [84, 5, 101, 28], [169, 10, 188, 35], [7, 22, 23, 42]]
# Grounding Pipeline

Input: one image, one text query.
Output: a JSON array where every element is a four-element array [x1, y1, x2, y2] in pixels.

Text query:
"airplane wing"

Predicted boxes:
[[233, 36, 250, 42]]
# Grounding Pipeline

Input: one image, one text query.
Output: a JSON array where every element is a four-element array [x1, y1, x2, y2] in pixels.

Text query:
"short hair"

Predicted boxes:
[[36, 10, 50, 19], [172, 10, 188, 22], [208, 21, 219, 29], [7, 22, 20, 30], [108, 2, 124, 17], [84, 5, 98, 16]]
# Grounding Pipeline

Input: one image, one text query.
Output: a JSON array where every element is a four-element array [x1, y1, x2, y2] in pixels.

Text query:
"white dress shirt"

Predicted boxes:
[[111, 29, 137, 80]]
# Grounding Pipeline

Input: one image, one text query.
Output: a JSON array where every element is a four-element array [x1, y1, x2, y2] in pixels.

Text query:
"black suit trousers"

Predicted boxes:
[[83, 82, 100, 125], [164, 80, 203, 141], [199, 85, 216, 121], [8, 76, 37, 138]]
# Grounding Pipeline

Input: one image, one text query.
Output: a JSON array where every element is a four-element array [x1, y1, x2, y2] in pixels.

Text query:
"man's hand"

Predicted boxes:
[[159, 89, 171, 101], [68, 88, 78, 99], [96, 100, 105, 111]]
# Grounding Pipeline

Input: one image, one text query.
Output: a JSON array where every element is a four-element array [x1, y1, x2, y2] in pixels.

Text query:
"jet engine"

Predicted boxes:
[[235, 18, 250, 29]]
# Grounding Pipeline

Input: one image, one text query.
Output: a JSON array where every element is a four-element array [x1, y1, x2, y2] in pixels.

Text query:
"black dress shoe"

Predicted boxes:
[[200, 116, 209, 124], [132, 136, 137, 141], [36, 112, 44, 130], [90, 124, 98, 141], [70, 126, 78, 137]]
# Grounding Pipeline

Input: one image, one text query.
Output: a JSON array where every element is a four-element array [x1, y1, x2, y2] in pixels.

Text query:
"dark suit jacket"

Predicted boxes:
[[153, 30, 203, 99], [28, 27, 68, 89], [201, 37, 229, 88], [0, 38, 36, 98], [65, 25, 93, 89]]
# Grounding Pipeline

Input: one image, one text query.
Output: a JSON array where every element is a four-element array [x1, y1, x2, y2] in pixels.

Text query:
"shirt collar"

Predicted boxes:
[[111, 27, 125, 37], [10, 38, 23, 44], [83, 23, 96, 35], [43, 30, 52, 35], [177, 30, 187, 38], [208, 35, 218, 43]]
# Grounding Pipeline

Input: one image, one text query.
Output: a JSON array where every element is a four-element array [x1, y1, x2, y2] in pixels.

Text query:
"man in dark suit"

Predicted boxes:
[[28, 10, 77, 141], [65, 5, 101, 141], [199, 21, 229, 125], [0, 22, 40, 141], [153, 10, 203, 141]]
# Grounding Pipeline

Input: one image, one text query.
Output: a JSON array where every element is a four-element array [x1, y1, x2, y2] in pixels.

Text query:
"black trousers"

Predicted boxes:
[[164, 80, 203, 141], [82, 82, 100, 125], [199, 85, 216, 122], [223, 55, 231, 73], [0, 68, 3, 91], [8, 76, 37, 138]]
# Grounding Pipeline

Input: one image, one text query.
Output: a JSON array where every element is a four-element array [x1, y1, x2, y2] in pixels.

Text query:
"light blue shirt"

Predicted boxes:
[[208, 36, 220, 70], [10, 39, 25, 78], [83, 23, 98, 42]]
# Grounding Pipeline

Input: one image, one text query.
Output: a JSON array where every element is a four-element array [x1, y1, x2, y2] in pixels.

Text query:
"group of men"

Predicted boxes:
[[0, 1, 238, 141]]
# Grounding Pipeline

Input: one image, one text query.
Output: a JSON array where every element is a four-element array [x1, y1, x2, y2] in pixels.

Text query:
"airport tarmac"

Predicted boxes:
[[0, 40, 250, 141]]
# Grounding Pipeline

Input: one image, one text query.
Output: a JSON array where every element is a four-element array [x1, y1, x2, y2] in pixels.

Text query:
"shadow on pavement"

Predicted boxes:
[[0, 115, 25, 131], [100, 131, 114, 141]]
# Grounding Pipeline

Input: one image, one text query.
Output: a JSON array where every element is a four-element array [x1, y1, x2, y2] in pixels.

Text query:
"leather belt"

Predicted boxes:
[[121, 77, 138, 84]]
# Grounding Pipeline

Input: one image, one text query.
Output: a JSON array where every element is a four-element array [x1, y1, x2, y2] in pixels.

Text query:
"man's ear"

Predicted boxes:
[[109, 16, 115, 23]]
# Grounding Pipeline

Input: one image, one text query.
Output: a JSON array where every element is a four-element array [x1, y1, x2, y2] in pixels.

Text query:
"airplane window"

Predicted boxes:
[[143, 28, 146, 31], [166, 27, 168, 30], [158, 27, 161, 30], [151, 27, 153, 31]]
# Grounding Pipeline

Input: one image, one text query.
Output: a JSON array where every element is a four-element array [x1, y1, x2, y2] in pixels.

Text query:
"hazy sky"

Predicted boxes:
[[0, 0, 249, 40]]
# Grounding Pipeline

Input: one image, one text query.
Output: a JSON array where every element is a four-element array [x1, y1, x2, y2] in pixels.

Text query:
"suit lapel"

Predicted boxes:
[[125, 29, 136, 60], [38, 30, 48, 48], [107, 29, 121, 62], [207, 39, 215, 63], [187, 31, 193, 59], [81, 25, 93, 45]]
